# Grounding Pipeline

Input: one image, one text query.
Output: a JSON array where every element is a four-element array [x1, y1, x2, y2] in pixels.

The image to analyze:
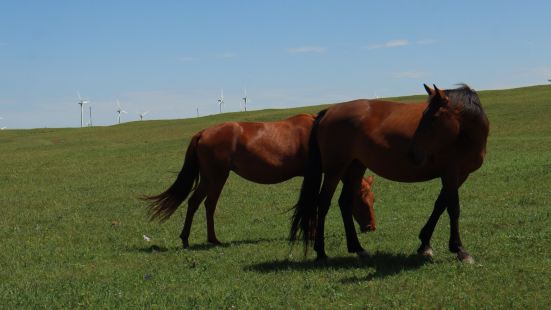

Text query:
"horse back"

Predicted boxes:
[[196, 114, 315, 184]]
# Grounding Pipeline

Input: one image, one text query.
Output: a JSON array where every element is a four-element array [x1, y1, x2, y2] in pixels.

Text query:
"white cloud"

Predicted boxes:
[[367, 39, 435, 50], [287, 46, 326, 54], [367, 39, 409, 50], [391, 71, 425, 79]]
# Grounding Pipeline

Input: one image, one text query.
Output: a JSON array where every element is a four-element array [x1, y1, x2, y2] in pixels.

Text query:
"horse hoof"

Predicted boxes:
[[316, 253, 329, 262], [356, 250, 370, 258], [418, 245, 434, 258], [457, 252, 475, 264]]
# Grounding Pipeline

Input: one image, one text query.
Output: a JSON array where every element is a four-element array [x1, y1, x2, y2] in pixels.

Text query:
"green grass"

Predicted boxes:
[[1, 85, 550, 308]]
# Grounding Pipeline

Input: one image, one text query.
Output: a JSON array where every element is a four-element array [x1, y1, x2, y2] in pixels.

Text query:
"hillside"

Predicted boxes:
[[1, 85, 550, 308]]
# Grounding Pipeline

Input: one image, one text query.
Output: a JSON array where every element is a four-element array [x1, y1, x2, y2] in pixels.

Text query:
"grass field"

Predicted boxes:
[[1, 85, 550, 308]]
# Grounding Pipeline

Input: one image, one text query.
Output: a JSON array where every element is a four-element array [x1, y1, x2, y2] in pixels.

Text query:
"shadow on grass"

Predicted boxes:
[[130, 237, 285, 253], [187, 237, 285, 251], [246, 251, 429, 281]]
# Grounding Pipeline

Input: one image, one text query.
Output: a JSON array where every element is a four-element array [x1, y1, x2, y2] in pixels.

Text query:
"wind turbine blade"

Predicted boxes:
[[77, 91, 82, 100], [122, 110, 128, 114], [143, 111, 149, 116]]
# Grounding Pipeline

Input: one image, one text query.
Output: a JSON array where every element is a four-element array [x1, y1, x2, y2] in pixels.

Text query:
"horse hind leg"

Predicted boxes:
[[314, 173, 342, 261], [204, 175, 228, 245], [180, 180, 208, 249]]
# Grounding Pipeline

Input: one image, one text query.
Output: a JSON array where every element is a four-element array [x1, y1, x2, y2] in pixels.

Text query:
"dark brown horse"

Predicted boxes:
[[144, 113, 376, 248], [290, 84, 489, 263]]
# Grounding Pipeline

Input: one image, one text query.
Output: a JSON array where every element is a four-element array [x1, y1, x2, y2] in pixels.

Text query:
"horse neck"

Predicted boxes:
[[458, 109, 490, 152]]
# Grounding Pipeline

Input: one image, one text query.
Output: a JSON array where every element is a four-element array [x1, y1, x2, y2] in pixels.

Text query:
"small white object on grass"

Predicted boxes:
[[143, 235, 151, 242]]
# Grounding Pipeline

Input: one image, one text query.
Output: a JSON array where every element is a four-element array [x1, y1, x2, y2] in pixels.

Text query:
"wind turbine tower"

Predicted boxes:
[[138, 111, 149, 121], [116, 100, 128, 124], [77, 92, 89, 128], [217, 89, 224, 114], [242, 88, 248, 112]]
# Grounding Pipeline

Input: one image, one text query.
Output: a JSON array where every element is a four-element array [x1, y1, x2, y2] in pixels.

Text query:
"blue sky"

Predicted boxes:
[[0, 1, 550, 129]]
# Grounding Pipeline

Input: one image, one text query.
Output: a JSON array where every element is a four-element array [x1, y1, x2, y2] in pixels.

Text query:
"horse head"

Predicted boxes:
[[353, 175, 376, 232], [409, 84, 462, 166]]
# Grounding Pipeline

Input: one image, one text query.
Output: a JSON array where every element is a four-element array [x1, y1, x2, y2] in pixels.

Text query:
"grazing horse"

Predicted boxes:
[[290, 84, 489, 263], [144, 113, 377, 249]]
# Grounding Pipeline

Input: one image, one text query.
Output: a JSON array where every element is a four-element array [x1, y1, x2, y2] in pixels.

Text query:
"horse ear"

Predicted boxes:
[[424, 83, 434, 95], [432, 84, 449, 106]]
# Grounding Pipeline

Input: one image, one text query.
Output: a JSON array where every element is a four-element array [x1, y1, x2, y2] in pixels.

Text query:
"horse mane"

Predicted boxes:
[[445, 84, 485, 118]]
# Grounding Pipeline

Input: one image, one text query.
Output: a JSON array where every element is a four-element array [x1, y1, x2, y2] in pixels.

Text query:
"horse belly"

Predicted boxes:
[[230, 121, 309, 184], [360, 147, 441, 183], [232, 157, 303, 184]]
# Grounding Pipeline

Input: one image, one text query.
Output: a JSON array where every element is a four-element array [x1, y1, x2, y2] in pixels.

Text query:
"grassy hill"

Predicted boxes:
[[1, 85, 550, 308]]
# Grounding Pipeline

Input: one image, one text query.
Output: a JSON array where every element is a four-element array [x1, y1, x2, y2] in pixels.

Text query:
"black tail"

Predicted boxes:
[[290, 109, 327, 248], [142, 132, 202, 222]]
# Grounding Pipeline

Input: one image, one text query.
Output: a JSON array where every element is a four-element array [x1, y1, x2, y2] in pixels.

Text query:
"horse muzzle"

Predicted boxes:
[[359, 224, 376, 233]]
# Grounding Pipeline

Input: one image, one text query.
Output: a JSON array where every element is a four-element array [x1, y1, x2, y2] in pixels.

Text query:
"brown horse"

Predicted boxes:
[[290, 84, 489, 263], [144, 113, 376, 249]]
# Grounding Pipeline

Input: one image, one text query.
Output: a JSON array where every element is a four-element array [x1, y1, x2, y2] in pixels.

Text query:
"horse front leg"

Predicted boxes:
[[418, 174, 473, 263], [447, 189, 474, 263], [418, 189, 447, 258]]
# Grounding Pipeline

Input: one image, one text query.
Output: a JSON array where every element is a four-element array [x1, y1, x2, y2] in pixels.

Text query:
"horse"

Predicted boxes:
[[290, 84, 489, 263], [143, 113, 377, 249]]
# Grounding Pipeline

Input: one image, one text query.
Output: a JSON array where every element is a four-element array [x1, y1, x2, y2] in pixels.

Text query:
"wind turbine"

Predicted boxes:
[[217, 89, 224, 113], [138, 111, 149, 121], [242, 88, 248, 112], [116, 100, 128, 124], [77, 92, 89, 128], [88, 106, 93, 127]]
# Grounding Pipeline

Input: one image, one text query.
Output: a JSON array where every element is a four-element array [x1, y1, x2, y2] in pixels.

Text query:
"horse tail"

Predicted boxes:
[[143, 131, 202, 222], [290, 109, 327, 248]]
